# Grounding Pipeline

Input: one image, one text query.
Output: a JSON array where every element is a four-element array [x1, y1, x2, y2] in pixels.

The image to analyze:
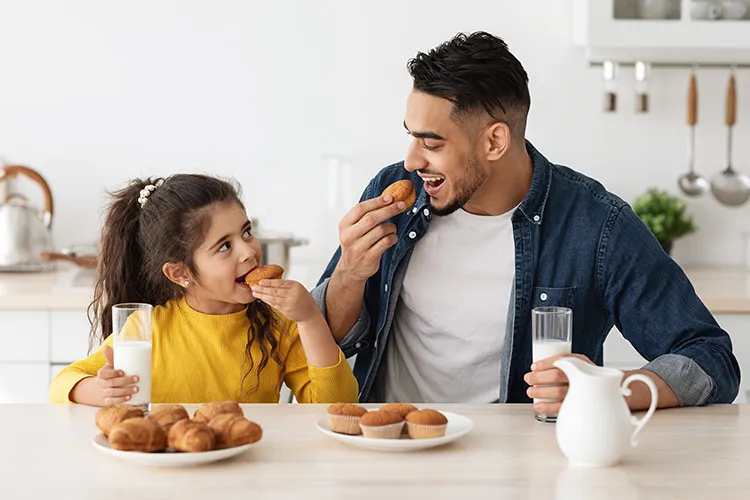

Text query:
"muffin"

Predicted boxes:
[[359, 410, 405, 439], [405, 409, 448, 439], [327, 403, 368, 435], [380, 403, 418, 435]]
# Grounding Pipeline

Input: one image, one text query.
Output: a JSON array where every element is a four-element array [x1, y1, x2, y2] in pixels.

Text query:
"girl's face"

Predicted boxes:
[[186, 201, 262, 314]]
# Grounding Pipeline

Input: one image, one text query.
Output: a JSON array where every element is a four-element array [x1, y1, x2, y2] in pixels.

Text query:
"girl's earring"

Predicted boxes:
[[183, 281, 190, 287]]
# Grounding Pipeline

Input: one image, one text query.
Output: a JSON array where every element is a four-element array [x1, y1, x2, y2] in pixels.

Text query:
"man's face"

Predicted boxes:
[[403, 90, 488, 216]]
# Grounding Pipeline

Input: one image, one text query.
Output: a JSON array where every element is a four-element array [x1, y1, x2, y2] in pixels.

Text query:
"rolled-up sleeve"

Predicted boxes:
[[311, 277, 371, 357], [599, 205, 740, 405]]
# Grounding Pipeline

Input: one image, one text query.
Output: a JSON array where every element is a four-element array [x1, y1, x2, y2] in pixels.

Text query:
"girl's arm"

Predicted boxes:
[[251, 280, 359, 403]]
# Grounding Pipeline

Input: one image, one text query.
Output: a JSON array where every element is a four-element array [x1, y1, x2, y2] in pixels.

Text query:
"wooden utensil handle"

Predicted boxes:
[[726, 73, 736, 127], [688, 73, 698, 125]]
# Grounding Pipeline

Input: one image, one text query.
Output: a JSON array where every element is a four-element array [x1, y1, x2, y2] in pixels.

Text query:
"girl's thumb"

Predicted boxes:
[[102, 345, 114, 367]]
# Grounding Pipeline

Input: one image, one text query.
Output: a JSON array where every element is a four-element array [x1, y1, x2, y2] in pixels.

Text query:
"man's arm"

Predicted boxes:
[[312, 183, 408, 343], [600, 205, 740, 406]]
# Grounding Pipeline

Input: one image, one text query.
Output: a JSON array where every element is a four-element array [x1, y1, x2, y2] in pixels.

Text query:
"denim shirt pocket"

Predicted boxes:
[[531, 286, 576, 310]]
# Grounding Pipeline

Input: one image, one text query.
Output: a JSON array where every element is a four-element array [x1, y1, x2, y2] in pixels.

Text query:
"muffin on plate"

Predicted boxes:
[[359, 410, 405, 439], [327, 403, 368, 435], [405, 409, 448, 439], [380, 403, 418, 434]]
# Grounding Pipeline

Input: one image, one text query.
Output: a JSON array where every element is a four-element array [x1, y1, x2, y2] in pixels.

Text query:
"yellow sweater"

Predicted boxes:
[[49, 298, 358, 404]]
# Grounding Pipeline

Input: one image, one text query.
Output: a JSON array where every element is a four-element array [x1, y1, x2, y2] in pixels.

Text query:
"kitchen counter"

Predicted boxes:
[[0, 403, 747, 498], [2, 265, 750, 313]]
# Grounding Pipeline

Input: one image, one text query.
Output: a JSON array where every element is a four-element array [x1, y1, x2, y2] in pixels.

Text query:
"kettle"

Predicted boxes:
[[0, 165, 55, 271]]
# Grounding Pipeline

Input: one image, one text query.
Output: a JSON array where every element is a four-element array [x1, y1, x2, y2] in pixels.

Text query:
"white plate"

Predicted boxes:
[[92, 434, 254, 467], [316, 410, 473, 452]]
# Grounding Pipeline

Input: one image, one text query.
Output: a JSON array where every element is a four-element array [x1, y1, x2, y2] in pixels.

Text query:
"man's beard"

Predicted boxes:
[[428, 157, 486, 217]]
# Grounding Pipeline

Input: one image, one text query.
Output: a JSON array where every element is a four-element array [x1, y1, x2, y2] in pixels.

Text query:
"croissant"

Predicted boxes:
[[208, 414, 263, 449], [108, 417, 167, 452], [95, 406, 144, 437], [147, 404, 189, 433], [168, 419, 216, 452], [193, 401, 243, 424]]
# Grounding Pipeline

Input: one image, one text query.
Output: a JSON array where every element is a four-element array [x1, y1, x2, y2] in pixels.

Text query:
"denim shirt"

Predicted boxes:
[[312, 142, 741, 405]]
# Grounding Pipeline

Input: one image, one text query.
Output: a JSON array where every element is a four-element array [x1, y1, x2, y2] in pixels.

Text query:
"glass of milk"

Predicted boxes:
[[531, 306, 572, 423], [112, 303, 153, 413]]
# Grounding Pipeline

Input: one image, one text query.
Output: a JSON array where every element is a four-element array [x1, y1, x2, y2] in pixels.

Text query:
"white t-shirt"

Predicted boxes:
[[381, 207, 516, 403]]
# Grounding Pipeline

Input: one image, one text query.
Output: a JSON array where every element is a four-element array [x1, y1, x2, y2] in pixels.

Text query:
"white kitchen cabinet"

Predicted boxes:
[[0, 363, 50, 403], [0, 310, 50, 362], [604, 314, 750, 403], [574, 0, 750, 63], [50, 310, 96, 363]]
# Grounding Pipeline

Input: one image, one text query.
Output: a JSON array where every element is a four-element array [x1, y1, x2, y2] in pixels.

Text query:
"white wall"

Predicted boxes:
[[1, 0, 749, 285]]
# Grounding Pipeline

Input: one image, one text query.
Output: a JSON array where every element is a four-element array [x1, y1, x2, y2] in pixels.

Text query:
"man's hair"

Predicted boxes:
[[407, 31, 530, 137]]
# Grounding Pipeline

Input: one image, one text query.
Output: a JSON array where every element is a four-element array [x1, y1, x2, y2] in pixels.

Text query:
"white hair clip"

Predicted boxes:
[[137, 178, 164, 208]]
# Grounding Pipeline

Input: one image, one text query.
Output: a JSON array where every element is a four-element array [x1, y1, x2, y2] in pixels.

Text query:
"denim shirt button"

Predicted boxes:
[[533, 215, 541, 222], [385, 284, 389, 292], [355, 342, 361, 349], [408, 231, 417, 239], [540, 293, 548, 301], [423, 208, 430, 217], [412, 207, 418, 214]]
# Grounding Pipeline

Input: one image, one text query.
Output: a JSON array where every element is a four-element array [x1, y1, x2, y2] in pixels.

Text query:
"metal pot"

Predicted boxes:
[[257, 234, 308, 271], [0, 165, 55, 272]]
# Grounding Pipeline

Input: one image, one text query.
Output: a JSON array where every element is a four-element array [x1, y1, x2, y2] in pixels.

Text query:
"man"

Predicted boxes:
[[311, 32, 740, 413]]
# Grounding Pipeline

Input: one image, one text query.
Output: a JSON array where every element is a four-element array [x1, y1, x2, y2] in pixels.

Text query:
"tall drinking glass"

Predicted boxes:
[[112, 303, 153, 412], [532, 306, 572, 423]]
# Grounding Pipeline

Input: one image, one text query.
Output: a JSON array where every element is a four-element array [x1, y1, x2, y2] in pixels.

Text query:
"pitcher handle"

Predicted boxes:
[[621, 374, 658, 447]]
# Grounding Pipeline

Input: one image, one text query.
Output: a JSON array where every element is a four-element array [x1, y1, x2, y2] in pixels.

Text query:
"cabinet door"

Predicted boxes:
[[50, 310, 96, 364], [0, 363, 50, 403], [0, 311, 50, 362]]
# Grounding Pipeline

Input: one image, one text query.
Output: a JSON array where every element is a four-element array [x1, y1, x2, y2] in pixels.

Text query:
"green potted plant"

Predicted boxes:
[[633, 188, 698, 255]]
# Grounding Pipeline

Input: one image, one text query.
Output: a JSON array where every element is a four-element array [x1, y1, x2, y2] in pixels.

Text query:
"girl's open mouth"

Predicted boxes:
[[235, 267, 257, 288]]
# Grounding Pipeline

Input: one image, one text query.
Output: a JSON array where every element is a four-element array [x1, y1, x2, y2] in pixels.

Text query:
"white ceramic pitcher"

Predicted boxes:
[[553, 357, 658, 467]]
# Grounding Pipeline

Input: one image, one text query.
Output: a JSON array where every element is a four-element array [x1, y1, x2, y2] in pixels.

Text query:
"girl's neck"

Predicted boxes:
[[184, 293, 246, 315]]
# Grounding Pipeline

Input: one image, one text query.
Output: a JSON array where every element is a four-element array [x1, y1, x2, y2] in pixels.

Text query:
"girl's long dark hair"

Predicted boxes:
[[88, 174, 285, 394]]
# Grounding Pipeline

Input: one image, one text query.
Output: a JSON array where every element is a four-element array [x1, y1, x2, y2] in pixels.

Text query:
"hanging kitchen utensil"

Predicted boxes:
[[711, 68, 750, 207], [678, 67, 710, 197], [0, 165, 55, 271], [603, 61, 618, 112], [634, 61, 650, 113]]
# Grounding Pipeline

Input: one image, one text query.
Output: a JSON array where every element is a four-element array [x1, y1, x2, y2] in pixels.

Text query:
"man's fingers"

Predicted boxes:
[[346, 203, 407, 241], [524, 369, 568, 386], [340, 196, 397, 227], [531, 353, 590, 372], [358, 222, 398, 250], [527, 385, 568, 400]]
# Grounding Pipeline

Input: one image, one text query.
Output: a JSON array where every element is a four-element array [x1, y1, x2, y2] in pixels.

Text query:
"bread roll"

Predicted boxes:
[[95, 406, 144, 437], [147, 404, 189, 433], [244, 265, 285, 288], [193, 401, 243, 423]]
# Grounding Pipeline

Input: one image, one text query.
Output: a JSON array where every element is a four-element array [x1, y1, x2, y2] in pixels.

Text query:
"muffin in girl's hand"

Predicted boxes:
[[327, 403, 368, 435], [405, 409, 448, 439], [359, 410, 405, 439]]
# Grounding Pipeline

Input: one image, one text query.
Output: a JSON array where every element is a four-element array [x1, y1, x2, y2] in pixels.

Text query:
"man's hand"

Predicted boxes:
[[524, 353, 594, 415]]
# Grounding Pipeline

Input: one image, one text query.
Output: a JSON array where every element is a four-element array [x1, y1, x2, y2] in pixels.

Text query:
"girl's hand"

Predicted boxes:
[[71, 345, 140, 406], [251, 279, 321, 324]]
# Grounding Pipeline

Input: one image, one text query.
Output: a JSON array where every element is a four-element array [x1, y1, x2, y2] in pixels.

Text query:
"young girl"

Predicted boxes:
[[49, 174, 358, 406]]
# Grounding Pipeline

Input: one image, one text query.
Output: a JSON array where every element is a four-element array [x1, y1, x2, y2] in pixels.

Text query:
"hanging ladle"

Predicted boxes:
[[711, 68, 750, 207], [678, 67, 710, 196]]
